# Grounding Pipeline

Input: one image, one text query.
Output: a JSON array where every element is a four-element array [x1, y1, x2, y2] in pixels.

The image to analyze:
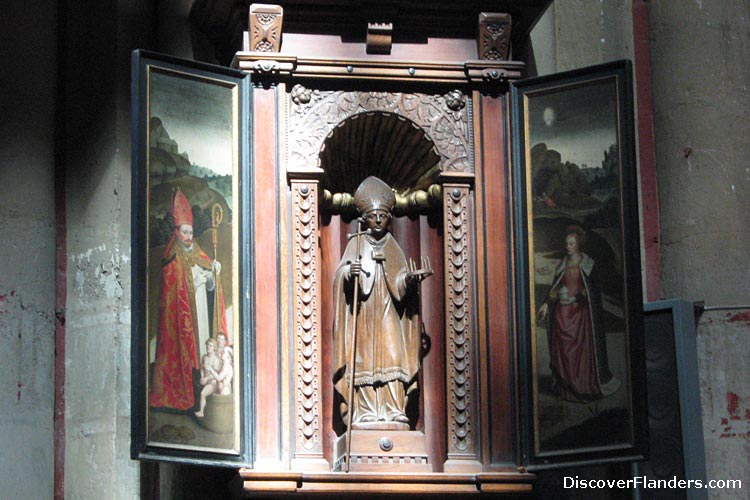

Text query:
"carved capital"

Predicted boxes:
[[251, 59, 281, 73], [480, 67, 509, 82], [439, 171, 475, 186], [249, 3, 284, 52], [478, 13, 511, 61], [235, 55, 296, 76], [464, 61, 523, 84]]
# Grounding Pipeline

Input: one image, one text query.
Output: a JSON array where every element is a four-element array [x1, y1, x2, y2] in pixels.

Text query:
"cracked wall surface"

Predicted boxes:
[[59, 1, 155, 498], [650, 1, 750, 306], [649, 2, 750, 496]]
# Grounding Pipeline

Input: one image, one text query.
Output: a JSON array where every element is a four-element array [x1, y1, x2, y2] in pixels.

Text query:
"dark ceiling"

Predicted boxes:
[[189, 0, 552, 65]]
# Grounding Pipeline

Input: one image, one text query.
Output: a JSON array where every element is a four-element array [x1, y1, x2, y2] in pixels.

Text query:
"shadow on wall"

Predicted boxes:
[[153, 463, 237, 500]]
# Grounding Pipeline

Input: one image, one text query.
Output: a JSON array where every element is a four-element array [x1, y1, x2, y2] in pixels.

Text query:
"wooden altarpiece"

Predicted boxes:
[[131, 2, 648, 497], [231, 5, 529, 495]]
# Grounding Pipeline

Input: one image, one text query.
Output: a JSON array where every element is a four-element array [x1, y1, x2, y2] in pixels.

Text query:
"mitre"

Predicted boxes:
[[353, 176, 396, 214], [171, 187, 193, 227]]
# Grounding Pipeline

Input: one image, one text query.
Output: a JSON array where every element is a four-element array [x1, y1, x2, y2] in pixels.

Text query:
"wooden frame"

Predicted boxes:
[[512, 60, 647, 468], [131, 50, 253, 466]]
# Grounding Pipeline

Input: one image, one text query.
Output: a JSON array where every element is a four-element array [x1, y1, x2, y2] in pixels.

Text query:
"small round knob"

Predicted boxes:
[[379, 437, 393, 452]]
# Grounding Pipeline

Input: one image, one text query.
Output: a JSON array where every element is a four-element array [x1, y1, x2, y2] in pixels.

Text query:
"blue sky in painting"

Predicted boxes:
[[528, 79, 618, 170], [149, 69, 234, 176]]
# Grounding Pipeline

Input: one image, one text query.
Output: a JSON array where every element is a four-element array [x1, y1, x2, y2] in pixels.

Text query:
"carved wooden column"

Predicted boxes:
[[474, 92, 515, 466], [290, 178, 328, 470], [442, 178, 482, 472], [252, 84, 282, 467]]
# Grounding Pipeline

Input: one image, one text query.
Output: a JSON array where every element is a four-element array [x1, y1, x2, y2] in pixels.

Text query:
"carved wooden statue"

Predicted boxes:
[[332, 176, 432, 431]]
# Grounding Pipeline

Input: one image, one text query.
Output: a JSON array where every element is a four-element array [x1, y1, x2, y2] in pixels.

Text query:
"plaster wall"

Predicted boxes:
[[0, 1, 57, 498], [648, 1, 750, 497], [61, 1, 155, 498], [649, 1, 750, 305], [529, 0, 634, 75]]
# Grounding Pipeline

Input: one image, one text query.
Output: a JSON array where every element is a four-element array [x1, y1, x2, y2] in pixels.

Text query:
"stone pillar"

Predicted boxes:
[[649, 0, 750, 488], [0, 1, 57, 498]]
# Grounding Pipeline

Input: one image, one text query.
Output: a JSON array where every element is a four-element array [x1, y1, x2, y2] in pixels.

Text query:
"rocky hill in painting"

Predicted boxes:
[[147, 117, 232, 246], [149, 117, 192, 180]]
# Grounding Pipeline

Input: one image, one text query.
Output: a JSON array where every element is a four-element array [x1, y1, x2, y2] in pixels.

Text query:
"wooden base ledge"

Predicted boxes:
[[233, 470, 535, 497]]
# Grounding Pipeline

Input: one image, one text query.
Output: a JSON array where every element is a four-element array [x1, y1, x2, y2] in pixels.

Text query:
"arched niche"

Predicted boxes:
[[287, 86, 472, 176], [319, 111, 441, 195], [318, 111, 444, 218], [287, 87, 479, 473], [316, 111, 446, 471]]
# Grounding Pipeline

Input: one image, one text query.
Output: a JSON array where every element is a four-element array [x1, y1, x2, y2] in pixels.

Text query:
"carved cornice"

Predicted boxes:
[[234, 52, 524, 83], [287, 87, 473, 178], [444, 185, 476, 457], [292, 181, 323, 458]]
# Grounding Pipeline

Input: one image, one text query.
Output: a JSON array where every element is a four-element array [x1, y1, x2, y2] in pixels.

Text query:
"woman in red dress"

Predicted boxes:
[[537, 225, 620, 402]]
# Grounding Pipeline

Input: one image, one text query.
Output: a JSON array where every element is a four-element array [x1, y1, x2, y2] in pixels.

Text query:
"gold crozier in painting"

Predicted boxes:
[[146, 67, 240, 454], [525, 77, 632, 455]]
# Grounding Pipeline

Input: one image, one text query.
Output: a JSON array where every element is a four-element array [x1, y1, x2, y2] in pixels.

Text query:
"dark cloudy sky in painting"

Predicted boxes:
[[149, 68, 235, 175], [527, 78, 618, 170]]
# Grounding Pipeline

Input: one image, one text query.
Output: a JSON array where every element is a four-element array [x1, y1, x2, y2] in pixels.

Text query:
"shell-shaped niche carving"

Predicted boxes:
[[318, 111, 441, 197]]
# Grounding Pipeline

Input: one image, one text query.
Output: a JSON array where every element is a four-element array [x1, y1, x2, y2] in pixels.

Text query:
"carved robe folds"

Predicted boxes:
[[332, 233, 421, 425]]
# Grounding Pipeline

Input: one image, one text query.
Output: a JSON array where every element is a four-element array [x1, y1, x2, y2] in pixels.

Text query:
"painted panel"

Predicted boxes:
[[131, 50, 253, 465], [513, 60, 647, 468]]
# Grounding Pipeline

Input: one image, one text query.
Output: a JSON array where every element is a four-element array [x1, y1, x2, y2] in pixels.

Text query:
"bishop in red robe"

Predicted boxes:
[[149, 188, 227, 411]]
